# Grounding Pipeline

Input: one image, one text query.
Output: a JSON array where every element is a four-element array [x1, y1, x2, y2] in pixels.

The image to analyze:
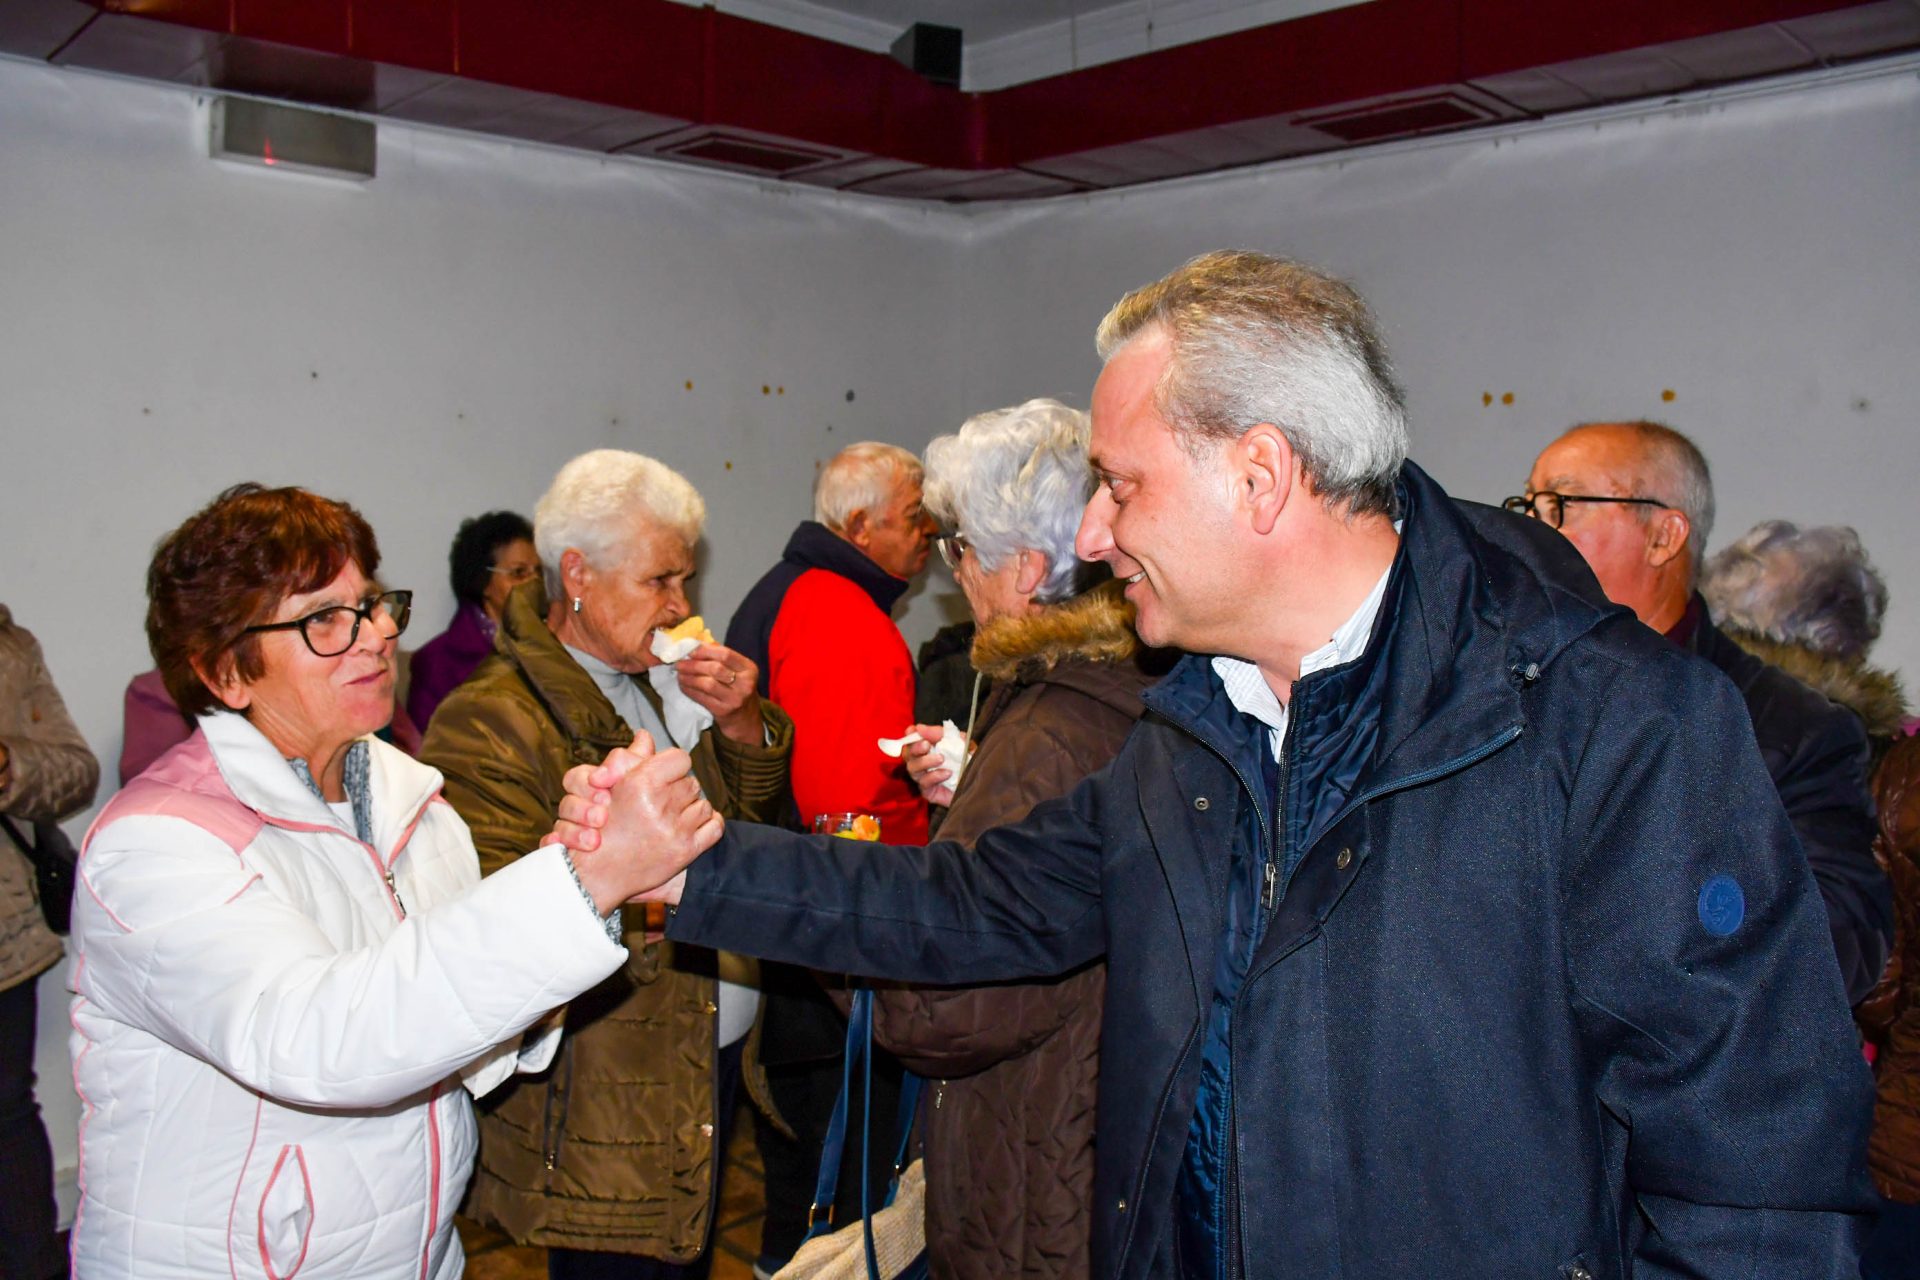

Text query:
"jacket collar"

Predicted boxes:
[[970, 580, 1138, 682], [781, 521, 909, 615], [1143, 460, 1617, 839], [196, 709, 442, 859], [1715, 625, 1910, 736], [494, 580, 634, 753]]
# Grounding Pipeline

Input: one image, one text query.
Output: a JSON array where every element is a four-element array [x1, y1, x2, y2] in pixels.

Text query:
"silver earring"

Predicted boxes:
[[571, 597, 582, 613]]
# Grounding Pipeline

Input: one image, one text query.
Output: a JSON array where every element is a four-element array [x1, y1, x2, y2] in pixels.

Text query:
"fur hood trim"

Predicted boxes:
[[1722, 628, 1909, 737], [971, 580, 1138, 682]]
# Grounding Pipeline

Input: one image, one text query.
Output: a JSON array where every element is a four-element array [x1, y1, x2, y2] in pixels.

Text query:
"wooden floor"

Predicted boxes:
[[459, 1104, 766, 1280]]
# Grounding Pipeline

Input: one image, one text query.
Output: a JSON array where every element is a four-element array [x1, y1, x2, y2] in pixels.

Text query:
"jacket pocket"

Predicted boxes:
[[256, 1144, 315, 1279]]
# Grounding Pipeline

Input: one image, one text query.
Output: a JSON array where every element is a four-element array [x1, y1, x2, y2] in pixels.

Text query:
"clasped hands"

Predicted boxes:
[[540, 731, 722, 914]]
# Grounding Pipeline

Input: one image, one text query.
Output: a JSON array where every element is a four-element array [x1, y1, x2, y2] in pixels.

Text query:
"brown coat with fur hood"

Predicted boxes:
[[871, 582, 1155, 1280], [1721, 627, 1920, 1200]]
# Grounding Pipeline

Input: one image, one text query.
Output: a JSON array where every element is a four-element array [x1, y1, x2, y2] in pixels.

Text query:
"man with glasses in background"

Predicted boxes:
[[1514, 419, 1890, 1004]]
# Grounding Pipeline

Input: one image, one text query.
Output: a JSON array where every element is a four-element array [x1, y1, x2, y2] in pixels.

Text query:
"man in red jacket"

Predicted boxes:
[[725, 439, 937, 1275], [728, 441, 936, 844]]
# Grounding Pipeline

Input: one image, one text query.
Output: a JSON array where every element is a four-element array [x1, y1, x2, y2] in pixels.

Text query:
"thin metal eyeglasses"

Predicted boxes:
[[935, 533, 971, 571], [489, 562, 541, 582], [1502, 492, 1669, 530], [243, 590, 413, 657]]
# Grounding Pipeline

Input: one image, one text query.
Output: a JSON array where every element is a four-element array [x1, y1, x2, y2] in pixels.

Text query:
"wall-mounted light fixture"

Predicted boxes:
[[211, 97, 375, 181]]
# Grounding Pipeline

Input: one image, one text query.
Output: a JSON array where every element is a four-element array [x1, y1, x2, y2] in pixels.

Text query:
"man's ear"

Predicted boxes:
[[1013, 549, 1047, 597], [1238, 424, 1295, 536], [842, 509, 873, 550], [194, 654, 250, 712], [1645, 509, 1692, 569]]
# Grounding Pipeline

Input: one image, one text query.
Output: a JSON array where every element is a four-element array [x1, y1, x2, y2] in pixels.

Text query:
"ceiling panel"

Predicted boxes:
[[0, 0, 96, 60], [28, 1, 1920, 202], [52, 12, 221, 81], [1783, 0, 1920, 57]]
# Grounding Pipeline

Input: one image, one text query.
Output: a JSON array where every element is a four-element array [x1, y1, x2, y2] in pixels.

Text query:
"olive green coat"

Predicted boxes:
[[0, 604, 99, 991], [421, 583, 793, 1257]]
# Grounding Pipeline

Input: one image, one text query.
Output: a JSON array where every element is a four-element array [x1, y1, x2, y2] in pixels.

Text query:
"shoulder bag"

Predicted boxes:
[[1, 813, 76, 936], [774, 988, 927, 1280]]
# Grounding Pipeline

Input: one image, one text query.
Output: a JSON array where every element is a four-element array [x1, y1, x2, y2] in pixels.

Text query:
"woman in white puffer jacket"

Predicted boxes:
[[71, 483, 716, 1280]]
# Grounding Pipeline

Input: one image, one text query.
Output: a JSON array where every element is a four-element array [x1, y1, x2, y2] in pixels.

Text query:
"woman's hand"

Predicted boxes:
[[544, 732, 714, 910], [903, 723, 956, 807], [676, 643, 764, 745]]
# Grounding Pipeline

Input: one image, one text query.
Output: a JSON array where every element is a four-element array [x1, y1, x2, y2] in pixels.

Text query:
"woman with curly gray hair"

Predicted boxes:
[[1701, 520, 1906, 743], [1703, 518, 1918, 1276], [881, 398, 1161, 1280]]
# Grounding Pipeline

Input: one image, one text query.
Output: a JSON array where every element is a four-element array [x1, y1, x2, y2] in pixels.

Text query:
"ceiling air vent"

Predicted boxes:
[[1298, 93, 1500, 144], [655, 132, 838, 175]]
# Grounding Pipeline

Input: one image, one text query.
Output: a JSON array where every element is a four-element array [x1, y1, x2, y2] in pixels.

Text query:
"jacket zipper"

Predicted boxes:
[[420, 1082, 443, 1280], [385, 869, 406, 918], [543, 1039, 574, 1173], [1317, 725, 1523, 850]]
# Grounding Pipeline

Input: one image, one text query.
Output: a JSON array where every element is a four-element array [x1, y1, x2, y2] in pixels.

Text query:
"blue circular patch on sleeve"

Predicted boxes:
[[1697, 875, 1745, 937]]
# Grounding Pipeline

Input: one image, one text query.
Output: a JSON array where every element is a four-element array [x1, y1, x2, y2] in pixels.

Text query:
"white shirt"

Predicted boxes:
[[565, 644, 760, 1046], [1211, 559, 1394, 762]]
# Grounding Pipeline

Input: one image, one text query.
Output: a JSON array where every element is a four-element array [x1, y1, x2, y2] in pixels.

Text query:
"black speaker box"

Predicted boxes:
[[890, 23, 962, 89]]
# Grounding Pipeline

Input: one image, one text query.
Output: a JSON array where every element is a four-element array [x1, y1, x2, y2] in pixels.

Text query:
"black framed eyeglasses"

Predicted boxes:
[[244, 590, 413, 657], [935, 533, 971, 571], [1502, 492, 1669, 530]]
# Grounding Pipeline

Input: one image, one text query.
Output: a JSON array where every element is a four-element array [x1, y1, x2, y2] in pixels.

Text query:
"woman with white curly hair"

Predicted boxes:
[[882, 398, 1162, 1280]]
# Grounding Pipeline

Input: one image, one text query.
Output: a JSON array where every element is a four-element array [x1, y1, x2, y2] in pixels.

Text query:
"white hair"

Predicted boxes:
[[534, 449, 705, 594], [923, 399, 1098, 605], [1702, 520, 1887, 661], [814, 442, 923, 532]]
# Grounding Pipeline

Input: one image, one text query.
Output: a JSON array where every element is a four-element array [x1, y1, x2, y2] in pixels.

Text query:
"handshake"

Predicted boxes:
[[539, 732, 723, 915]]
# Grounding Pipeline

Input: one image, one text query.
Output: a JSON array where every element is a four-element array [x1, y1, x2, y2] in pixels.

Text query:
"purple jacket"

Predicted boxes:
[[407, 603, 497, 733], [120, 670, 192, 786]]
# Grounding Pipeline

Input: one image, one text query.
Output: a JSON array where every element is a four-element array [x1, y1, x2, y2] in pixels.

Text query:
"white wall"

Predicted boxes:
[[5, 49, 1918, 1225], [953, 62, 1920, 678]]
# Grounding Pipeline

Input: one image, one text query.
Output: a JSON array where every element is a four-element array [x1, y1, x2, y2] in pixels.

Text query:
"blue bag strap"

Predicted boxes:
[[861, 991, 881, 1280], [803, 989, 871, 1241], [861, 991, 927, 1279]]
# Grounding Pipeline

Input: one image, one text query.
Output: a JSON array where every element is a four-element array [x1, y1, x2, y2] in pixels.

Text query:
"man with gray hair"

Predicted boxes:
[[1514, 423, 1891, 1005], [724, 440, 937, 1275], [568, 252, 1874, 1278]]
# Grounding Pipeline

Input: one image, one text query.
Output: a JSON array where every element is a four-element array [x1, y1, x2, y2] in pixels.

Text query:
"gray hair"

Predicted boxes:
[[1578, 420, 1716, 576], [1095, 251, 1408, 517], [923, 399, 1099, 605], [1701, 520, 1887, 661], [534, 449, 705, 595], [814, 442, 924, 533]]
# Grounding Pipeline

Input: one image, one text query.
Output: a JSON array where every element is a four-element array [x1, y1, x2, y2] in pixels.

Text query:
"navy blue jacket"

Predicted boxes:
[[1685, 606, 1891, 1005], [670, 461, 1875, 1279]]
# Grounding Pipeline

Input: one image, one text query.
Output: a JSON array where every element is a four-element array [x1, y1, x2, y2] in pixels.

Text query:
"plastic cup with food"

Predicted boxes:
[[812, 812, 881, 841]]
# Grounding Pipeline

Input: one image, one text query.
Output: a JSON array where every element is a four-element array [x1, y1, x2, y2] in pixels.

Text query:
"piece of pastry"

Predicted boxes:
[[661, 615, 714, 645]]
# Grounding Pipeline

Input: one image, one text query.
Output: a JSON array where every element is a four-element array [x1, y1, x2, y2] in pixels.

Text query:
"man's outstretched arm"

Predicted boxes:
[[554, 744, 1112, 985]]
